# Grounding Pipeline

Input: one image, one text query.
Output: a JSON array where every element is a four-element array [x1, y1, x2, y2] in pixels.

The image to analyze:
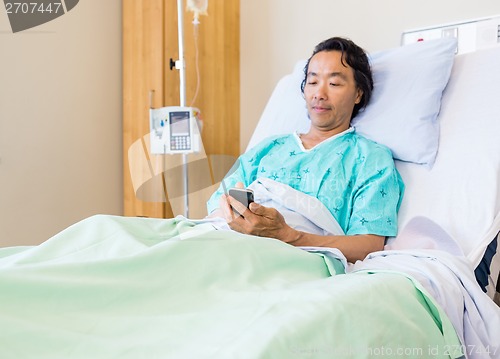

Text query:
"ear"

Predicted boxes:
[[354, 88, 363, 105]]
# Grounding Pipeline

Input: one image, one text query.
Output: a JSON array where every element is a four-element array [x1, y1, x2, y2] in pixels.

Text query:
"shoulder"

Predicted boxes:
[[349, 131, 394, 161], [245, 133, 294, 153]]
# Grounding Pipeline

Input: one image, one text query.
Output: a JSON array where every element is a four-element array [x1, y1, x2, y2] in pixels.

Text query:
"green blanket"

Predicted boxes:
[[0, 215, 463, 359]]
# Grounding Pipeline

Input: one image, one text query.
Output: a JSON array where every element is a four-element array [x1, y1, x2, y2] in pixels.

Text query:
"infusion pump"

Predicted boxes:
[[149, 106, 201, 154]]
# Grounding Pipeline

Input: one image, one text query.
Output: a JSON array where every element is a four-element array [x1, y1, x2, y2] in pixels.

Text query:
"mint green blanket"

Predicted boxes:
[[0, 215, 463, 359]]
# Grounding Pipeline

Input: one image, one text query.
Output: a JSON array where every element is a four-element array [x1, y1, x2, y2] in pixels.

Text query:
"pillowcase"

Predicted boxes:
[[351, 38, 457, 166]]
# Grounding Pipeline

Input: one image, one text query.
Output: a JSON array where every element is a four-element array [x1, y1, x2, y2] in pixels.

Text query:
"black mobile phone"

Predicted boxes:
[[228, 188, 254, 209]]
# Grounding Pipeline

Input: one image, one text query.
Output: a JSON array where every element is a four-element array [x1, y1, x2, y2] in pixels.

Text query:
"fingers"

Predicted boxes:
[[219, 194, 235, 222], [219, 194, 249, 223], [235, 182, 244, 189], [227, 196, 249, 218], [248, 202, 275, 219], [227, 201, 286, 239], [248, 201, 262, 214]]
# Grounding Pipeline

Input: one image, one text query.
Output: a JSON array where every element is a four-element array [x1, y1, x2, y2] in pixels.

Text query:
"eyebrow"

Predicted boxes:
[[307, 71, 348, 80]]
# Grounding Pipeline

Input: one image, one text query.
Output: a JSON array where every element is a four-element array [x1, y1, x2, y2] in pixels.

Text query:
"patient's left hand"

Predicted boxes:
[[225, 198, 296, 241]]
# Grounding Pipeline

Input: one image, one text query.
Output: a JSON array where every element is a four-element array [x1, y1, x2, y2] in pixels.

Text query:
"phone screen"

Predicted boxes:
[[228, 188, 254, 208]]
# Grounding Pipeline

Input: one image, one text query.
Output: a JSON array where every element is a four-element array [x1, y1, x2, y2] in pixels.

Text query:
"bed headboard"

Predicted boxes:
[[401, 14, 500, 55]]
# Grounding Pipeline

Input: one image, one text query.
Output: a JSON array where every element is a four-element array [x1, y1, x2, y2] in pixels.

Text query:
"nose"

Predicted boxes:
[[313, 83, 327, 101]]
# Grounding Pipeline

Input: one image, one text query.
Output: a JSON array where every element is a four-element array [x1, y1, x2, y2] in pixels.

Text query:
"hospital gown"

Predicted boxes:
[[207, 128, 404, 237]]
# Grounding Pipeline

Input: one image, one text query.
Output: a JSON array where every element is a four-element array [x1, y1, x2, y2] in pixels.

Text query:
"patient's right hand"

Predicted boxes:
[[226, 199, 296, 243]]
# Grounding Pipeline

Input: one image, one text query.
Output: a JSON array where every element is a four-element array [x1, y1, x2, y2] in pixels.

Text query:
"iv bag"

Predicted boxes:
[[186, 0, 208, 17]]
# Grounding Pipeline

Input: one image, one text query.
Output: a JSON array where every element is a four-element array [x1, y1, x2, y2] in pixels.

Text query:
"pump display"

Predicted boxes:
[[149, 106, 201, 155]]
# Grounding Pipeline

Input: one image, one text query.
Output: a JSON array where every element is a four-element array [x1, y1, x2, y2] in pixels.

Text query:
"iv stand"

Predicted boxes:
[[172, 0, 189, 218]]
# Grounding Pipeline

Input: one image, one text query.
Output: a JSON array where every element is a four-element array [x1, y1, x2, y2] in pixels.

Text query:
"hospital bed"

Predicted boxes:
[[1, 38, 499, 359]]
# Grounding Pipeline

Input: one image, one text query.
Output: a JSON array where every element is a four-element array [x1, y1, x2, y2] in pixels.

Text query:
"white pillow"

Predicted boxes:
[[248, 38, 458, 167], [351, 38, 457, 167], [392, 45, 500, 266]]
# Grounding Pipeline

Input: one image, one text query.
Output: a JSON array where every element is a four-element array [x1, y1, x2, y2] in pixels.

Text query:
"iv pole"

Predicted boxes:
[[173, 0, 189, 218]]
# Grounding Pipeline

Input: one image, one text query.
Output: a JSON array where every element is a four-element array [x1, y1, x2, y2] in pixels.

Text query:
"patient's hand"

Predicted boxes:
[[226, 199, 295, 241]]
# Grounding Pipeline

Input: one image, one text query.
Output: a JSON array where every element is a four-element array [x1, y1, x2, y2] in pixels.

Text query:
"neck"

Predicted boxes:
[[300, 126, 350, 148]]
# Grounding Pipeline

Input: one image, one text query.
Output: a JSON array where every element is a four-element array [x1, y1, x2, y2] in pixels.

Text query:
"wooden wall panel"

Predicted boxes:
[[164, 0, 240, 156], [123, 0, 168, 218], [123, 0, 240, 218]]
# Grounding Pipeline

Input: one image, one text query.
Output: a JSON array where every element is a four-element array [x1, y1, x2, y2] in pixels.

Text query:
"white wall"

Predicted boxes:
[[240, 0, 500, 152], [0, 0, 122, 246]]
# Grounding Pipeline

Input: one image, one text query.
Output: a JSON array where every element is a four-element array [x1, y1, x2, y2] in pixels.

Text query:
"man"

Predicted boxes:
[[207, 37, 404, 263]]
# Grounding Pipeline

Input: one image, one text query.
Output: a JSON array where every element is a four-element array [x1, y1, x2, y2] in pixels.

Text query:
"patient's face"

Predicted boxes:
[[303, 50, 362, 134]]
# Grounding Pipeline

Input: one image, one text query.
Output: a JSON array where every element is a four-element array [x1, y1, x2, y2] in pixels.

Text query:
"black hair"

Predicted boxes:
[[300, 37, 373, 119]]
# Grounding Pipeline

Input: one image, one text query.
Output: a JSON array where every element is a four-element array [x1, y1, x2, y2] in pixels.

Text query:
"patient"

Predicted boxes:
[[207, 37, 404, 263]]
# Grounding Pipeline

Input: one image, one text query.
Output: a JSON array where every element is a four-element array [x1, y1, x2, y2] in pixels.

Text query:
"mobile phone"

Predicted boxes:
[[228, 188, 254, 210]]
